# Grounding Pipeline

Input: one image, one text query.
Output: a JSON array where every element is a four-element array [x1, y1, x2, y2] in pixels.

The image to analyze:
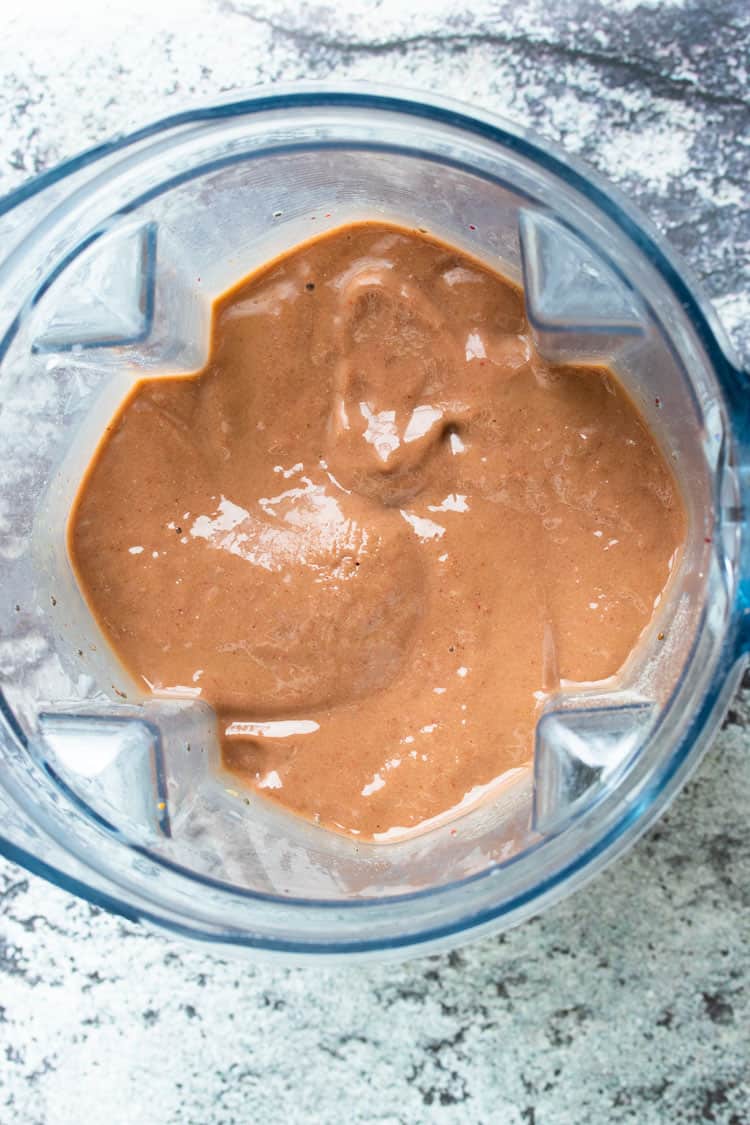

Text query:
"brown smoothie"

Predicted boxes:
[[68, 221, 685, 841]]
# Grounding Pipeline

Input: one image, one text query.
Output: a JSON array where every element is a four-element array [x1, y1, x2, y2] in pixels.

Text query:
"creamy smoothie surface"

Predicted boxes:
[[69, 222, 685, 840]]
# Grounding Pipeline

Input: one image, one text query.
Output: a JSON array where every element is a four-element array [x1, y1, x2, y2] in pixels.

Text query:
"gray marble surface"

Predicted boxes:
[[1, 0, 749, 1121]]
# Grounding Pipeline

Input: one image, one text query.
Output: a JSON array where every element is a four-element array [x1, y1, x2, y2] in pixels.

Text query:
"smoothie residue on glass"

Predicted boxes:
[[68, 221, 686, 840]]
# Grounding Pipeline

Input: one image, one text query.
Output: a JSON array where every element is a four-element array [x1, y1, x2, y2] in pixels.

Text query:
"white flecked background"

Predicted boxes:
[[1, 1, 749, 1122]]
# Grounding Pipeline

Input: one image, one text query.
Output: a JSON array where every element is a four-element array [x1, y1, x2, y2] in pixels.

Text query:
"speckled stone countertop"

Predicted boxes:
[[1, 1, 749, 1121]]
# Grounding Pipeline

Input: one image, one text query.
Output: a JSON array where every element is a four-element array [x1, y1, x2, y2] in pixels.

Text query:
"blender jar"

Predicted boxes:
[[0, 86, 747, 960]]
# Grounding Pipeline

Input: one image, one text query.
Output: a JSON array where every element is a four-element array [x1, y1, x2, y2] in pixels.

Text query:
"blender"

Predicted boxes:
[[0, 85, 747, 959]]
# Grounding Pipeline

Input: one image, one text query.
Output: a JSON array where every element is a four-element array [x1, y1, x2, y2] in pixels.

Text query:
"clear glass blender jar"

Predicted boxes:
[[0, 85, 747, 961]]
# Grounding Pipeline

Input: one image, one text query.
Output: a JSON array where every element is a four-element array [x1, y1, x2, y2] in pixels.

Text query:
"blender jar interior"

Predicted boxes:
[[0, 94, 740, 949]]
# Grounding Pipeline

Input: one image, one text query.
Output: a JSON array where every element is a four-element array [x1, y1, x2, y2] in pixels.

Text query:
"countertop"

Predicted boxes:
[[1, 1, 748, 1121]]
